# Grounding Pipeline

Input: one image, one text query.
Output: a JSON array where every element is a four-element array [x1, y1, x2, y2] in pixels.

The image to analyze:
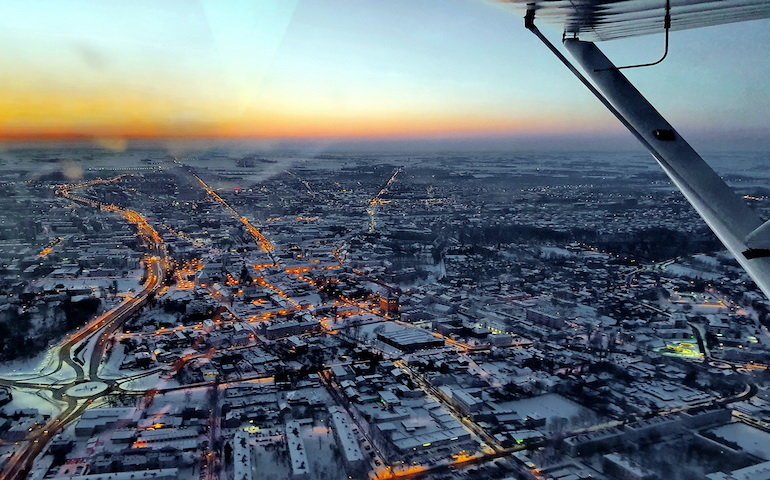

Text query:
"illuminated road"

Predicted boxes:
[[367, 167, 402, 233], [321, 365, 524, 480], [0, 179, 167, 480], [393, 359, 504, 454], [191, 172, 277, 262]]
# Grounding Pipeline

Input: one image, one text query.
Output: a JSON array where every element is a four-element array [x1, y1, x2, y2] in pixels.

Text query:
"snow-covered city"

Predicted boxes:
[[1, 149, 770, 480]]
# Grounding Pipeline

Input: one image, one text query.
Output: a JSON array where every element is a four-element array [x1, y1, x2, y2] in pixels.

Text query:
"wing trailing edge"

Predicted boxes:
[[503, 0, 770, 41]]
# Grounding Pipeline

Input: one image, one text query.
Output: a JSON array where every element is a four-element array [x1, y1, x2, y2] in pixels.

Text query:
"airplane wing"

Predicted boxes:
[[500, 0, 770, 41], [500, 0, 770, 299]]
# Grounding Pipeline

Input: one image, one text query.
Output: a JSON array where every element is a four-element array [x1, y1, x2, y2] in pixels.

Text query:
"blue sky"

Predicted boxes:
[[0, 0, 768, 150]]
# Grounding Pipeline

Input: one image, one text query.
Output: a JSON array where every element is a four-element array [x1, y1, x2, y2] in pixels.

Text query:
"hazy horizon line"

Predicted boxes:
[[2, 132, 769, 155]]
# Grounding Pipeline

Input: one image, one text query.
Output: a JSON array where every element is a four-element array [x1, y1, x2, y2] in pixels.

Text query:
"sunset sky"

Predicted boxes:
[[1, 0, 769, 149]]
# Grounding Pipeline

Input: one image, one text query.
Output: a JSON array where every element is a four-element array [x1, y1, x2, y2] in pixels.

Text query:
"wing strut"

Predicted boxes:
[[525, 11, 770, 299]]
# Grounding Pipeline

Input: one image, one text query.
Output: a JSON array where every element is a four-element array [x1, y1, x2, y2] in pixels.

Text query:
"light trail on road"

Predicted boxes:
[[192, 173, 276, 257]]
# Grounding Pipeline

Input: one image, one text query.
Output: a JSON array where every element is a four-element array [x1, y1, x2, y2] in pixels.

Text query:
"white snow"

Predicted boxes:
[[710, 422, 770, 460]]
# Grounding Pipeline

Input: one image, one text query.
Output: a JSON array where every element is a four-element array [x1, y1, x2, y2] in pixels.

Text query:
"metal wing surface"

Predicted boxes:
[[500, 0, 770, 41]]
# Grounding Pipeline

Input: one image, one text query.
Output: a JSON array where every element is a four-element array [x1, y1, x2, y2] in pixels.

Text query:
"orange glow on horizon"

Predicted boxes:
[[0, 91, 612, 143], [0, 121, 611, 143]]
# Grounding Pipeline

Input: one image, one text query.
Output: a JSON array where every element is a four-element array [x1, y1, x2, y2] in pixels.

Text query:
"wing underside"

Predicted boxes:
[[501, 0, 770, 41]]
